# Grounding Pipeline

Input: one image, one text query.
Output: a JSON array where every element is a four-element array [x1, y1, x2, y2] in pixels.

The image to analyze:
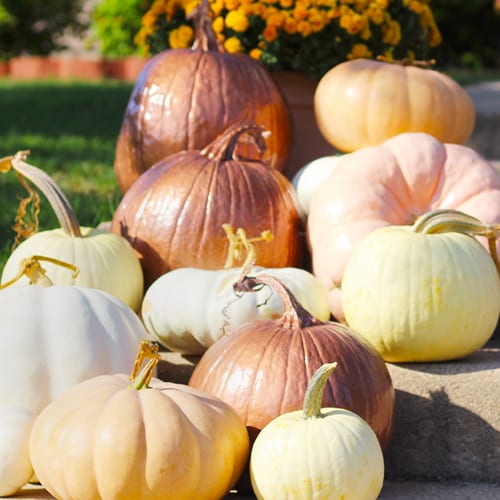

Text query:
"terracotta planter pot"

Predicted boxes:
[[272, 72, 336, 180], [9, 56, 59, 80]]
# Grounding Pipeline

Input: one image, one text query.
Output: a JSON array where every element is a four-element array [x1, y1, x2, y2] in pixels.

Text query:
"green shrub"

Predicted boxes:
[[90, 0, 150, 57], [0, 0, 87, 59]]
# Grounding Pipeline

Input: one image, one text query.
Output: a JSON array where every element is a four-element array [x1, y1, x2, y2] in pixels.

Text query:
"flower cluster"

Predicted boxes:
[[135, 0, 442, 79]]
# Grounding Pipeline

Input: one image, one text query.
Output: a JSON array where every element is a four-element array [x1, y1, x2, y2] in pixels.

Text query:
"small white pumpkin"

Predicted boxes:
[[0, 151, 144, 311], [142, 265, 331, 355], [250, 362, 385, 500], [291, 155, 339, 215], [342, 209, 500, 362]]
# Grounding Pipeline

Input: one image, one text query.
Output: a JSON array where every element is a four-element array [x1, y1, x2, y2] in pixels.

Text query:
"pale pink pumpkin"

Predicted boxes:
[[307, 132, 500, 321]]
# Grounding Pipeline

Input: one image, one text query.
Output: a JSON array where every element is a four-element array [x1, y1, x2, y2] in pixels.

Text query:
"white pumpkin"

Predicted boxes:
[[342, 210, 500, 362], [141, 266, 331, 355], [250, 363, 384, 500], [1, 151, 144, 311], [0, 284, 149, 495], [291, 155, 339, 215]]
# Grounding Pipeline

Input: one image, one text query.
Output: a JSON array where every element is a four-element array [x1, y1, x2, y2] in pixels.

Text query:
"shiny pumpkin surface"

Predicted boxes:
[[188, 276, 395, 450], [111, 125, 306, 287], [314, 59, 475, 152], [307, 132, 500, 321], [114, 49, 292, 192]]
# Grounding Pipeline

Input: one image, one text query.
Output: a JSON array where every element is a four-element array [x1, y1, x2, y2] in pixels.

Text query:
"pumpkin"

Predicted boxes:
[[29, 341, 250, 500], [314, 58, 476, 153], [111, 122, 306, 287], [250, 363, 384, 500], [188, 274, 395, 450], [291, 155, 339, 215], [0, 151, 144, 311], [307, 132, 500, 322], [141, 225, 330, 355], [341, 209, 500, 362], [0, 259, 149, 496], [113, 0, 291, 192]]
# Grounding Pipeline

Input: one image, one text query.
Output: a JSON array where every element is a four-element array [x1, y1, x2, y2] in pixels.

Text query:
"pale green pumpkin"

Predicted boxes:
[[0, 151, 143, 311], [341, 209, 500, 362], [250, 362, 384, 500]]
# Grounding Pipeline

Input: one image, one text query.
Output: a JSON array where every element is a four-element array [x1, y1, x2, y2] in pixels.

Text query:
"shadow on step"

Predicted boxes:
[[384, 388, 499, 483]]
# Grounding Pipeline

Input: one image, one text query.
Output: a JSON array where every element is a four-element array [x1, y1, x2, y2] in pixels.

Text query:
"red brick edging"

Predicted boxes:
[[1, 55, 149, 82]]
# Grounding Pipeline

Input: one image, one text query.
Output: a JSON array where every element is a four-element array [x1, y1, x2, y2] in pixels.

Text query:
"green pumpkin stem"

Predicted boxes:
[[303, 362, 338, 419], [376, 55, 436, 69], [129, 340, 160, 390], [1, 151, 82, 242], [413, 209, 500, 277]]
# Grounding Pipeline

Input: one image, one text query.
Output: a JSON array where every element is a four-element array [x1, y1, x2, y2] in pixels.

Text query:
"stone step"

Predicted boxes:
[[157, 338, 499, 484], [466, 81, 500, 160], [12, 479, 500, 499]]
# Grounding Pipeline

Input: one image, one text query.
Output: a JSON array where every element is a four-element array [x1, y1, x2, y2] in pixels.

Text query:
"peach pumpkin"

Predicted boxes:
[[307, 132, 500, 321], [314, 58, 476, 153]]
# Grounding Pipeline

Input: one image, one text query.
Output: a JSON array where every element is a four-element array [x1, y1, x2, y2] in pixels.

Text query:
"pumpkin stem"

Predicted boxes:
[[129, 340, 160, 390], [222, 224, 273, 269], [376, 54, 436, 69], [303, 362, 338, 419], [412, 208, 500, 277], [189, 0, 222, 52], [1, 151, 82, 243], [233, 274, 323, 329], [0, 255, 79, 289], [201, 122, 269, 162]]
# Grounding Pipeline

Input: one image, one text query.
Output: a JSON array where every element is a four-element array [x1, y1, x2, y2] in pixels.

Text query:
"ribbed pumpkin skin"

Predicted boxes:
[[314, 59, 476, 153], [188, 320, 395, 450], [111, 137, 306, 287], [114, 49, 292, 192]]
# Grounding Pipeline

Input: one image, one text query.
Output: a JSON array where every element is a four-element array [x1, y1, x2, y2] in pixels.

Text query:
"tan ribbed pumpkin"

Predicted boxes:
[[113, 0, 292, 192], [111, 123, 306, 287]]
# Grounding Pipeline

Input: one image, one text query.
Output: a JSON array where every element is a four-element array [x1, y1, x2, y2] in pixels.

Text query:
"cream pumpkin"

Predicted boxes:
[[341, 210, 500, 362], [314, 58, 475, 152], [250, 363, 384, 500], [29, 342, 249, 500], [307, 132, 500, 321], [142, 265, 331, 355], [1, 151, 144, 311]]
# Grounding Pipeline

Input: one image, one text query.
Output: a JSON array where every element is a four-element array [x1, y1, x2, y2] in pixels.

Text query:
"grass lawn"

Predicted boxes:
[[0, 79, 134, 272]]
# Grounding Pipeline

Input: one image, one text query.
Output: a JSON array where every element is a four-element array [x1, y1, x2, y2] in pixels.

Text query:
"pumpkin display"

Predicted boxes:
[[29, 341, 250, 500], [307, 132, 500, 322], [0, 151, 144, 311], [0, 259, 149, 496], [113, 0, 292, 192], [142, 226, 329, 355], [314, 58, 476, 153], [250, 363, 384, 500], [188, 274, 395, 450], [341, 209, 500, 362], [111, 122, 306, 287], [291, 155, 339, 215]]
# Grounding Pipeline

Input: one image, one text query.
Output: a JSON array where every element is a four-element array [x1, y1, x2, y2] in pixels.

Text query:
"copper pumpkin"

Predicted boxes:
[[113, 0, 292, 192], [111, 123, 306, 287], [188, 274, 395, 450]]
